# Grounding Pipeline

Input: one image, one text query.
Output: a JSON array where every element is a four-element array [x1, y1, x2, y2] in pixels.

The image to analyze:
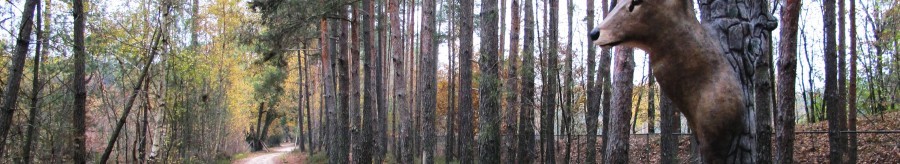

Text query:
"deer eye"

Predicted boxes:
[[629, 0, 643, 12]]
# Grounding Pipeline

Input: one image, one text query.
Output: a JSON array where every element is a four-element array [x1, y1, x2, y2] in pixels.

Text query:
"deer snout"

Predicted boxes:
[[589, 28, 601, 41]]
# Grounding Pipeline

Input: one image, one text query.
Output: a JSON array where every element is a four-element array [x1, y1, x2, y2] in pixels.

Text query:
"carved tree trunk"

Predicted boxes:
[[603, 47, 634, 164], [775, 0, 801, 163], [698, 0, 777, 162], [516, 0, 537, 162]]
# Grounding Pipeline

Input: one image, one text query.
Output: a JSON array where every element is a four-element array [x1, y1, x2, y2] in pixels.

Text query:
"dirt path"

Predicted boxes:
[[233, 144, 297, 164]]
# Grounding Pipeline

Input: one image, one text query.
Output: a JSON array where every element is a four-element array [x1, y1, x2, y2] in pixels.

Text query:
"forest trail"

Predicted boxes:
[[233, 143, 297, 164]]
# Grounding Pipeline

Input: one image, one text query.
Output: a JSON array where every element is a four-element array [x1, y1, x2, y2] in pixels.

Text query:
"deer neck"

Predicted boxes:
[[644, 20, 732, 118]]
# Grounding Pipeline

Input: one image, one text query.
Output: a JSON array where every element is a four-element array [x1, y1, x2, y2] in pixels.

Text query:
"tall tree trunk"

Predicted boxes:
[[659, 94, 680, 164], [847, 0, 858, 162], [501, 0, 521, 163], [516, 0, 536, 162], [458, 0, 476, 162], [419, 0, 437, 162], [755, 17, 775, 164], [445, 5, 458, 161], [305, 54, 314, 153], [836, 0, 849, 161], [648, 68, 656, 134], [698, 0, 777, 162], [504, 0, 521, 163], [599, 0, 614, 160], [297, 47, 306, 151], [823, 0, 843, 162], [22, 2, 43, 163], [0, 0, 39, 158], [336, 6, 351, 163], [583, 0, 600, 162], [348, 3, 360, 161], [99, 28, 163, 164], [323, 15, 344, 163], [360, 0, 378, 162], [478, 0, 501, 162], [388, 0, 411, 163], [563, 0, 574, 162], [350, 3, 364, 163], [603, 47, 634, 164], [254, 103, 266, 151], [541, 0, 559, 163], [775, 0, 801, 163], [375, 2, 389, 162]]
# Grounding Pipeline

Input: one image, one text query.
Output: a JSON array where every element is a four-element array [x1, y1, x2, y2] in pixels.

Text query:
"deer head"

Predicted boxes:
[[589, 0, 696, 50]]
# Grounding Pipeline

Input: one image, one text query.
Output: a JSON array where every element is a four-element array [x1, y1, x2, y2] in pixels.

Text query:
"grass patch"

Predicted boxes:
[[231, 153, 249, 160], [307, 152, 328, 163]]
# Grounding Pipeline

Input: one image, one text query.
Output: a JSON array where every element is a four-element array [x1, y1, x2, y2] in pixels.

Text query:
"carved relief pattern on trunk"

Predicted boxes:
[[698, 0, 777, 163]]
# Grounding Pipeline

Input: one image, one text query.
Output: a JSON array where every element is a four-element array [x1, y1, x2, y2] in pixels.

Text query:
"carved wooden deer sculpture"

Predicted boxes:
[[590, 0, 749, 163]]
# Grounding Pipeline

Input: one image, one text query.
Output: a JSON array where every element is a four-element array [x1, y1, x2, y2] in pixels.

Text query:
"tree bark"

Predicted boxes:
[[457, 0, 476, 162], [335, 6, 351, 163], [541, 0, 559, 163], [584, 0, 600, 162], [755, 18, 775, 164], [0, 0, 39, 158], [297, 45, 306, 151], [847, 0, 858, 162], [360, 0, 377, 162], [823, 0, 844, 162], [836, 0, 849, 161], [322, 15, 344, 163], [477, 0, 501, 162], [603, 47, 634, 164], [350, 3, 365, 163], [516, 0, 536, 162], [99, 28, 163, 164], [659, 94, 680, 164], [504, 1, 521, 162], [563, 0, 575, 162], [22, 2, 43, 163], [388, 0, 411, 163], [418, 0, 438, 162], [698, 0, 777, 162], [599, 0, 614, 160], [775, 0, 801, 163], [375, 2, 388, 162], [648, 68, 656, 134]]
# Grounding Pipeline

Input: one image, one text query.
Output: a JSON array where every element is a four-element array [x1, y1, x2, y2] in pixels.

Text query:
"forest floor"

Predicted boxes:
[[232, 143, 299, 164], [609, 110, 900, 163]]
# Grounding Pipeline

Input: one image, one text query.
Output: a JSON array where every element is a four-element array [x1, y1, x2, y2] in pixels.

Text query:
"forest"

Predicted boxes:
[[0, 0, 898, 163]]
